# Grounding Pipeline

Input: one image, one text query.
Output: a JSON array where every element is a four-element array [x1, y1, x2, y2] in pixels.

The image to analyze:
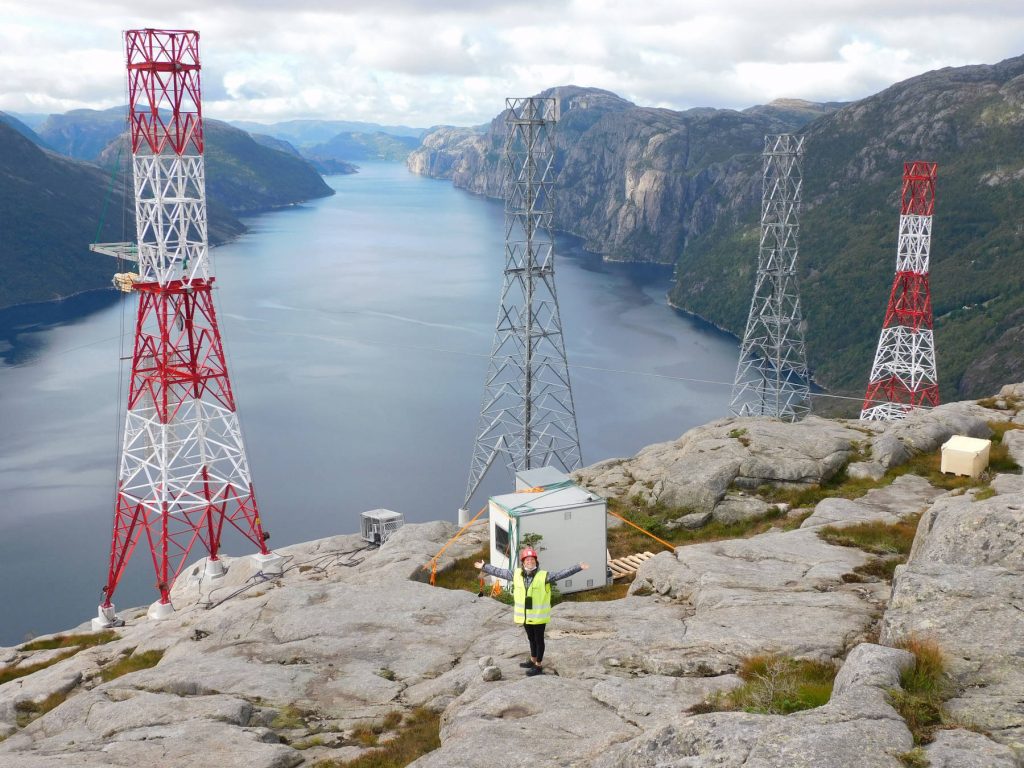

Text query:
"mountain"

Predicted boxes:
[[230, 118, 424, 146], [305, 131, 420, 163], [0, 121, 135, 308], [408, 86, 838, 264], [0, 112, 52, 150], [669, 55, 1024, 403], [409, 60, 1024, 404], [36, 107, 125, 160], [0, 117, 334, 309], [249, 133, 303, 157]]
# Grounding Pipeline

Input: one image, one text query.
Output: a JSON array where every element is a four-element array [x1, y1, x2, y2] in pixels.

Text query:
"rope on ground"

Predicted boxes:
[[606, 508, 677, 553], [424, 505, 488, 585]]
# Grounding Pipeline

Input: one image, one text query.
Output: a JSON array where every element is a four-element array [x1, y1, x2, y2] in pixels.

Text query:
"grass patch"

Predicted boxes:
[[558, 578, 633, 602], [318, 707, 441, 768], [0, 649, 79, 686], [14, 689, 71, 726], [20, 630, 118, 652], [973, 486, 997, 501], [888, 636, 955, 745], [986, 421, 1023, 473], [897, 748, 930, 768], [759, 468, 897, 510], [694, 655, 838, 715], [818, 513, 922, 556], [99, 648, 164, 682], [607, 497, 795, 559], [426, 545, 490, 593], [853, 556, 903, 581], [271, 703, 313, 730]]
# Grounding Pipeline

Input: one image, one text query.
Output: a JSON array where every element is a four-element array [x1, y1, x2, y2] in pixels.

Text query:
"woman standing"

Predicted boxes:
[[475, 548, 589, 676]]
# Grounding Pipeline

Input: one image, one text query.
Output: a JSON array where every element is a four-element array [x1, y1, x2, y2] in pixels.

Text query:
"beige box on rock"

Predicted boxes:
[[940, 435, 992, 478]]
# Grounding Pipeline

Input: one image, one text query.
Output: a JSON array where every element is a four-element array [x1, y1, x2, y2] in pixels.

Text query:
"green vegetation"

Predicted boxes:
[[668, 62, 1024, 402], [607, 497, 799, 559], [888, 636, 956, 746], [271, 704, 314, 731], [852, 556, 903, 582], [20, 630, 118, 652], [897, 748, 930, 768], [14, 689, 71, 727], [758, 468, 901, 510], [0, 649, 79, 686], [99, 648, 164, 682], [818, 513, 922, 556], [727, 427, 751, 446], [693, 655, 838, 715], [0, 629, 121, 689], [317, 708, 441, 768]]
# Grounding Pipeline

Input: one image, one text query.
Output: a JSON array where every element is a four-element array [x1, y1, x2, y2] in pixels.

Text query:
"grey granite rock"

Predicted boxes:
[[924, 728, 1019, 768], [712, 493, 772, 524], [800, 474, 942, 529], [592, 643, 915, 768], [667, 510, 713, 530], [881, 491, 1024, 751]]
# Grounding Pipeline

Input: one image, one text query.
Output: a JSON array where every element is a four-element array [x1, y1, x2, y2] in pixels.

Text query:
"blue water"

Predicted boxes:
[[0, 162, 739, 644]]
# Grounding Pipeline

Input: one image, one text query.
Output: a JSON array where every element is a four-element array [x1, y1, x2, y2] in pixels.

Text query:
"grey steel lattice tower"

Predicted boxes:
[[730, 134, 810, 421], [461, 97, 581, 515]]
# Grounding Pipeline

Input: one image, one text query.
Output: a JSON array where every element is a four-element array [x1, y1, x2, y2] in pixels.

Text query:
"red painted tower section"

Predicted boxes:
[[861, 162, 940, 421], [96, 30, 273, 624]]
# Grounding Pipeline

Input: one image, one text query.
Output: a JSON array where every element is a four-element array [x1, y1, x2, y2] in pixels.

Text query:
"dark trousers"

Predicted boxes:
[[524, 623, 546, 663]]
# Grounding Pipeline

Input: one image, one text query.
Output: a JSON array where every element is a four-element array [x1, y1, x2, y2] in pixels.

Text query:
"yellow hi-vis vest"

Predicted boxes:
[[513, 569, 551, 625]]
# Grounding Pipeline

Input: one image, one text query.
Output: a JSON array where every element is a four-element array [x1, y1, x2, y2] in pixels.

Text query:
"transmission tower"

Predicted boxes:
[[91, 29, 279, 629], [730, 134, 810, 422], [861, 162, 940, 421], [460, 97, 581, 518]]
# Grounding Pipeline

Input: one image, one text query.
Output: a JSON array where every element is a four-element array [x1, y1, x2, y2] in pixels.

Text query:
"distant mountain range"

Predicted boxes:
[[229, 118, 423, 144], [407, 57, 1024, 405], [231, 118, 424, 168], [0, 110, 333, 309]]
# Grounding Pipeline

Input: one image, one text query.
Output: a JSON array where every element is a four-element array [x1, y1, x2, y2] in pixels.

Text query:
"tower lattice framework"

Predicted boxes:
[[462, 97, 581, 511], [94, 29, 272, 623], [861, 162, 939, 421], [730, 134, 810, 422]]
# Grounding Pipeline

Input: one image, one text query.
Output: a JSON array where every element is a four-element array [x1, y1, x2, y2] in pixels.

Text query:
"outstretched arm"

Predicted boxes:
[[546, 562, 590, 583], [474, 560, 513, 581]]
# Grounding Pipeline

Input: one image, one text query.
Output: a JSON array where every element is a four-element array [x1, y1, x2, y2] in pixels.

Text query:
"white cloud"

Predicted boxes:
[[0, 0, 1021, 126]]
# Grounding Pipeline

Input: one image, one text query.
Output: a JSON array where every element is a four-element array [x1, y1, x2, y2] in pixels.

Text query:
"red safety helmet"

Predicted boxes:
[[520, 548, 539, 562]]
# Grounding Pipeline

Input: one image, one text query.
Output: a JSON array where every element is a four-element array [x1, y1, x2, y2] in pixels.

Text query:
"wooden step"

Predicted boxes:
[[606, 551, 655, 579]]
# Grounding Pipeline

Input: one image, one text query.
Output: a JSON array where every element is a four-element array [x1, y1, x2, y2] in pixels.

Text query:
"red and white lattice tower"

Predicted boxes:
[[92, 29, 280, 628], [860, 162, 940, 421]]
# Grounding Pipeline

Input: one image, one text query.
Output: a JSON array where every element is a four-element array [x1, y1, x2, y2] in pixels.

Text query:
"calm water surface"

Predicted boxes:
[[0, 162, 739, 644]]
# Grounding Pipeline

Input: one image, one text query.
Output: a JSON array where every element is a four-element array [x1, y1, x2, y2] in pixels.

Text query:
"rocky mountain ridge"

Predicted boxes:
[[408, 56, 1024, 404], [1, 386, 1022, 766], [407, 86, 838, 264]]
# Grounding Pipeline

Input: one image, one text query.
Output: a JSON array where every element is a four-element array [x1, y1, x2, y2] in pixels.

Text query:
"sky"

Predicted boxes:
[[1, 1, 1022, 129]]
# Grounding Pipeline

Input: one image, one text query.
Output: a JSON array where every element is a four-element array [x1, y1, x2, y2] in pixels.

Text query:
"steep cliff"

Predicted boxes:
[[407, 86, 836, 264], [411, 58, 1024, 402]]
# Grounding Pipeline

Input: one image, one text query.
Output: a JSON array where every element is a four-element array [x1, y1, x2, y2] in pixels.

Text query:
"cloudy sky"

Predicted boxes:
[[1, 0, 1022, 128]]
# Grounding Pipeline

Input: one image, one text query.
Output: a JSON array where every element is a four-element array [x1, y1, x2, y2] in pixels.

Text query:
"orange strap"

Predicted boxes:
[[424, 505, 488, 585], [606, 508, 677, 552]]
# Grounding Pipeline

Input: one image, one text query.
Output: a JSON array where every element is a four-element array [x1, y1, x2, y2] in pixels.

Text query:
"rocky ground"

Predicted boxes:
[[1, 392, 1023, 766]]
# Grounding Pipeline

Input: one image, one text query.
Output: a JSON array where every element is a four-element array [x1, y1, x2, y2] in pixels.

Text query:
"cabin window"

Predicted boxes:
[[494, 523, 510, 555]]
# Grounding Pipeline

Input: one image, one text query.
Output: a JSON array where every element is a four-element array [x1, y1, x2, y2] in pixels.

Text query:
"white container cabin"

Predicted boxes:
[[487, 468, 607, 594]]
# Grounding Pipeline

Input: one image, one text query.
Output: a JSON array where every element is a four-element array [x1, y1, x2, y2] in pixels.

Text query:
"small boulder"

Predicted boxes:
[[481, 666, 502, 682]]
